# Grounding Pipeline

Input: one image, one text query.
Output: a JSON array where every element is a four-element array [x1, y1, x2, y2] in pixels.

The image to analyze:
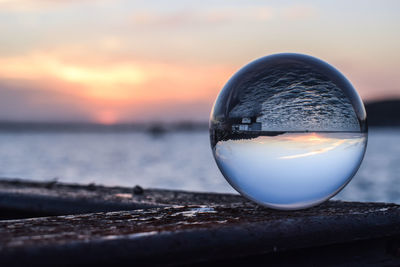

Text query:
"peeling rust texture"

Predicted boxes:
[[0, 179, 399, 266], [0, 179, 246, 216]]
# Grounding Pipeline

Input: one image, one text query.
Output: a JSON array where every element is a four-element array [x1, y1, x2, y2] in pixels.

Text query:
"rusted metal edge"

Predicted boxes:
[[0, 191, 162, 215], [0, 179, 400, 265], [0, 204, 400, 266], [0, 178, 245, 216]]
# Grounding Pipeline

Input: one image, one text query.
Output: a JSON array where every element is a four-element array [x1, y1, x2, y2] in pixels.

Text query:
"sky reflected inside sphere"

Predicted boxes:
[[215, 132, 367, 209]]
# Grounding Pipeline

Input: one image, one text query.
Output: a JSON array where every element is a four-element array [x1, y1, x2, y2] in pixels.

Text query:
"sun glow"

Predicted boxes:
[[279, 139, 346, 159], [277, 133, 363, 159], [95, 110, 119, 125], [280, 132, 326, 143], [244, 133, 364, 160]]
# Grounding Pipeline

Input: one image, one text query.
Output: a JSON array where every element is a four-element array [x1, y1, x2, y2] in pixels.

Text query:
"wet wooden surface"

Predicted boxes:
[[0, 179, 400, 266]]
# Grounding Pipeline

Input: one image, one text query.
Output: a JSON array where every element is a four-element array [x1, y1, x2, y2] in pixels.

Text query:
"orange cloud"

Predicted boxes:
[[0, 52, 234, 122], [0, 53, 146, 100]]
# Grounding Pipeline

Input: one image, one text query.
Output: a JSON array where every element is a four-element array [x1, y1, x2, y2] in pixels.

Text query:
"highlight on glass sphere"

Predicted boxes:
[[210, 53, 368, 210]]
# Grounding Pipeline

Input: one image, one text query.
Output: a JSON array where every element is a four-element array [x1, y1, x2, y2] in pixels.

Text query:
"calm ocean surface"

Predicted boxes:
[[0, 127, 398, 204]]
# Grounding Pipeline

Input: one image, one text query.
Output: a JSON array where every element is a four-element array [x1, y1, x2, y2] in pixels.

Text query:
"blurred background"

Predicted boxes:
[[0, 0, 399, 203]]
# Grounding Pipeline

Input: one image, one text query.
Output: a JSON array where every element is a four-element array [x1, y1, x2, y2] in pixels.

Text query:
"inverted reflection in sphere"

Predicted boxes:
[[210, 53, 367, 210]]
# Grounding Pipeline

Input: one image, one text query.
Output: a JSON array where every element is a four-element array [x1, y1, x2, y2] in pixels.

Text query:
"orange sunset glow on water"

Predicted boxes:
[[0, 0, 399, 123], [233, 132, 366, 160]]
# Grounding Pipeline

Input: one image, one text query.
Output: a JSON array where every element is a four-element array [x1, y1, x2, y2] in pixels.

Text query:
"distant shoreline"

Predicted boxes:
[[364, 99, 400, 127], [0, 121, 209, 133]]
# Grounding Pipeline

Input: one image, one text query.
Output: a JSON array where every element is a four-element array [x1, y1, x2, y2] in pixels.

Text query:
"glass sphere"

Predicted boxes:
[[210, 53, 367, 210]]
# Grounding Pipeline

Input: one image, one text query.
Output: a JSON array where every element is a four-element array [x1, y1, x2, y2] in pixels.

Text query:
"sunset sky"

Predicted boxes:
[[0, 0, 399, 123]]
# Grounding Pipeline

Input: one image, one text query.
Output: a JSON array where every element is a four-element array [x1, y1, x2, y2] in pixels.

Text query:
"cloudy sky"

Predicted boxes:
[[0, 0, 399, 123]]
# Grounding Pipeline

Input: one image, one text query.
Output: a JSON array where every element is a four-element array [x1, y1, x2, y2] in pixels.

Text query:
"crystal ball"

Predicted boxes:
[[210, 53, 367, 210]]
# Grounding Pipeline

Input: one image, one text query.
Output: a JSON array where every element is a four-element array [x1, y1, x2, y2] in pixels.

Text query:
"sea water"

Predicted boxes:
[[0, 129, 399, 204], [214, 132, 367, 210]]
